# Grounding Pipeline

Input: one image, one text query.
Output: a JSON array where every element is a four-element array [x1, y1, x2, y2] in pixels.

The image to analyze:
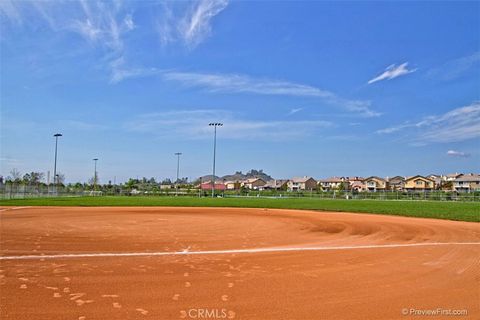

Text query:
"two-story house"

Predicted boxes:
[[387, 176, 405, 190], [364, 176, 388, 192], [241, 178, 266, 190], [404, 175, 435, 191], [318, 177, 345, 191], [287, 177, 317, 191], [453, 174, 480, 193]]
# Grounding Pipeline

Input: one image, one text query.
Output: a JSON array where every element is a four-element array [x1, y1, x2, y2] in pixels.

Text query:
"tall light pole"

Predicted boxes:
[[93, 158, 98, 191], [53, 133, 62, 193], [209, 123, 223, 198], [174, 152, 182, 196]]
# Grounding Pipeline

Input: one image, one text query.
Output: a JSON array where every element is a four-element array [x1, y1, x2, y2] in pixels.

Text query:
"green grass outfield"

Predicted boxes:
[[0, 196, 478, 222]]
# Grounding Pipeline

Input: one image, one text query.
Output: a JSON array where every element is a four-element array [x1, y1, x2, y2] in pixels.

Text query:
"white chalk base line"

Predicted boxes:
[[1, 242, 479, 261]]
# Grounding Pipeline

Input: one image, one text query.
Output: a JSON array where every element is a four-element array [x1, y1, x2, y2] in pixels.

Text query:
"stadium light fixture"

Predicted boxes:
[[208, 123, 223, 197], [93, 158, 99, 191], [174, 152, 182, 196], [53, 133, 63, 193]]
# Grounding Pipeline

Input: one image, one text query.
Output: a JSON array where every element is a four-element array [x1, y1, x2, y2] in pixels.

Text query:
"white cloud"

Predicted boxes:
[[368, 62, 417, 84], [0, 0, 22, 24], [156, 0, 228, 49], [124, 14, 135, 31], [68, 1, 139, 82], [288, 108, 303, 115], [71, 1, 134, 52], [162, 71, 380, 117], [109, 57, 161, 83], [377, 101, 480, 143], [156, 3, 175, 46], [447, 150, 470, 158], [71, 18, 102, 43], [1, 0, 140, 83], [125, 110, 333, 141], [163, 71, 332, 97], [179, 0, 228, 48], [427, 52, 480, 81]]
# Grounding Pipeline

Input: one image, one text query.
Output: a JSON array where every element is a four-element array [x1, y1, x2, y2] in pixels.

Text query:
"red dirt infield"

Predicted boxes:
[[0, 206, 479, 319]]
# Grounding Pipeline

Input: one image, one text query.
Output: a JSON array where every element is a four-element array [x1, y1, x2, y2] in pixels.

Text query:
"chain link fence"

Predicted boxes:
[[1, 184, 479, 202]]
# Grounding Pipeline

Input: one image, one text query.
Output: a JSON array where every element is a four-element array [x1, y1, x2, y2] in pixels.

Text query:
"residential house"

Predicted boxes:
[[287, 177, 317, 191], [445, 173, 463, 181], [427, 174, 442, 189], [404, 176, 435, 191], [387, 176, 405, 190], [350, 180, 366, 192], [241, 178, 266, 190], [318, 177, 345, 191], [224, 180, 241, 190], [345, 177, 364, 192], [260, 179, 289, 190], [453, 174, 480, 193], [200, 181, 226, 191], [364, 176, 388, 192]]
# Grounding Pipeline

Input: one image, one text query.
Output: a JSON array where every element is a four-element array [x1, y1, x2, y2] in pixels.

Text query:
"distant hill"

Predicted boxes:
[[222, 169, 273, 182], [197, 175, 221, 182], [197, 169, 273, 183]]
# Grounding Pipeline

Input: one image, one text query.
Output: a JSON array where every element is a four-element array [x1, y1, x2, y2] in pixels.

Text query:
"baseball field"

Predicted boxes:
[[0, 198, 479, 319]]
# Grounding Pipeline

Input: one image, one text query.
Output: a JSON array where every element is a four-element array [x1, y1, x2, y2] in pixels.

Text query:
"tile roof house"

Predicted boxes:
[[224, 180, 241, 190], [350, 180, 366, 192], [200, 181, 226, 191], [427, 174, 442, 188], [260, 179, 289, 190], [318, 177, 345, 191], [387, 176, 405, 190], [453, 173, 480, 192], [445, 173, 463, 181], [241, 178, 267, 190], [404, 175, 435, 191], [364, 176, 388, 192], [287, 176, 317, 191]]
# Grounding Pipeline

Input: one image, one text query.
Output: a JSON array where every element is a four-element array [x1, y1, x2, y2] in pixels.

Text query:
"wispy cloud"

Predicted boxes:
[[179, 0, 228, 48], [163, 71, 380, 117], [447, 150, 471, 158], [125, 110, 333, 141], [368, 62, 417, 84], [427, 52, 480, 81], [70, 1, 137, 82], [109, 57, 162, 84], [288, 108, 303, 115], [157, 0, 228, 49], [71, 1, 135, 52], [89, 65, 378, 117], [0, 0, 22, 25], [377, 101, 480, 143], [164, 71, 333, 97], [1, 0, 137, 83]]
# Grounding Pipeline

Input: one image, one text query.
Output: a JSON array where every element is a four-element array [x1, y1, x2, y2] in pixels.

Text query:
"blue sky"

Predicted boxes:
[[1, 0, 479, 183]]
